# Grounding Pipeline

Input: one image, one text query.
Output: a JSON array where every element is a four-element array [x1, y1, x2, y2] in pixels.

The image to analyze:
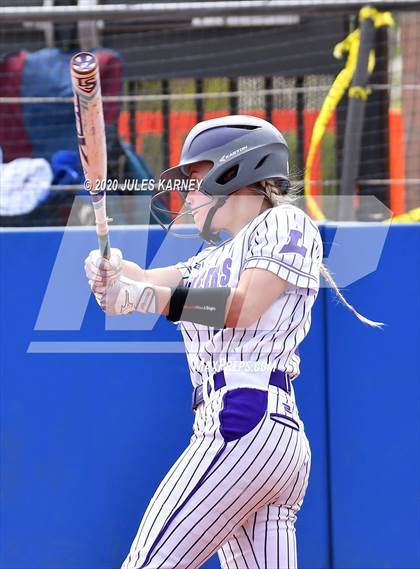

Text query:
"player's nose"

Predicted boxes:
[[185, 189, 198, 206]]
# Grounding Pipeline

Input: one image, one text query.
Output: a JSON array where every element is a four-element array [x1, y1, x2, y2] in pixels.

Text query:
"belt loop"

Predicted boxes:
[[213, 371, 226, 390], [268, 369, 291, 395], [192, 384, 203, 411]]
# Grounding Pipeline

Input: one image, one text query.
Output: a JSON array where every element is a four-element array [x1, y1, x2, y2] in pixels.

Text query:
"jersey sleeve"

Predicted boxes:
[[242, 205, 323, 293]]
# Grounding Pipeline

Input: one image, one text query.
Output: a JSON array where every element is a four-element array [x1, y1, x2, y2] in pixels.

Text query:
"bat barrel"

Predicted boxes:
[[70, 51, 110, 259]]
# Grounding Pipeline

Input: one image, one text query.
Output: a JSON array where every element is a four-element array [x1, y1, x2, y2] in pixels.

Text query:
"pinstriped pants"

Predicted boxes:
[[121, 385, 311, 569]]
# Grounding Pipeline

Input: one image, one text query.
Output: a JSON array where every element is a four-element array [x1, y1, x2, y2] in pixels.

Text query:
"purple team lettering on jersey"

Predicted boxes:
[[190, 257, 233, 288], [280, 229, 307, 256]]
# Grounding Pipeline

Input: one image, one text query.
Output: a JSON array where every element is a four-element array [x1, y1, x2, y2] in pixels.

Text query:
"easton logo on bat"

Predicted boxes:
[[73, 93, 89, 165]]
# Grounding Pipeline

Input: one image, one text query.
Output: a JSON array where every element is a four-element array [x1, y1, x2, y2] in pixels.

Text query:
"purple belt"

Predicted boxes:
[[192, 369, 291, 411]]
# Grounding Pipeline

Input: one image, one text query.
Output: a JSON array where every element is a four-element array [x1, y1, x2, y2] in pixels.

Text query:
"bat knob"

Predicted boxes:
[[71, 52, 97, 73]]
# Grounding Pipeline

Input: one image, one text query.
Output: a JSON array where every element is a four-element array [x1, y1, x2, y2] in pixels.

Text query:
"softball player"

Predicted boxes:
[[85, 115, 382, 569]]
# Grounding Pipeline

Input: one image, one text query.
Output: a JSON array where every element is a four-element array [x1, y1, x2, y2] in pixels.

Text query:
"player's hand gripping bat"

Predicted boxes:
[[70, 51, 111, 259]]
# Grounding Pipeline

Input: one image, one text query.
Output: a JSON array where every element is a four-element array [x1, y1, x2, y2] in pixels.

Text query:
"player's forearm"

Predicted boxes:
[[98, 278, 258, 326], [144, 285, 254, 327], [99, 267, 287, 325], [148, 285, 236, 322], [122, 261, 183, 287], [146, 285, 171, 316], [121, 260, 147, 281], [161, 285, 237, 327]]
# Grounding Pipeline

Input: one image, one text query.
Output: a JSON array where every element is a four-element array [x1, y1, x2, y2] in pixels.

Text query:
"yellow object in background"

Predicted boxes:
[[304, 6, 394, 221], [389, 207, 420, 223]]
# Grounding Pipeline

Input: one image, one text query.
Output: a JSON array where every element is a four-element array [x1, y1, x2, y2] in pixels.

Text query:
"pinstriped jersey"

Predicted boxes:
[[175, 204, 323, 388]]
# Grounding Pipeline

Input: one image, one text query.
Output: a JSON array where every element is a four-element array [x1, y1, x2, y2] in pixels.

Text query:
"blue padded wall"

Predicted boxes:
[[324, 224, 420, 569], [1, 224, 418, 569]]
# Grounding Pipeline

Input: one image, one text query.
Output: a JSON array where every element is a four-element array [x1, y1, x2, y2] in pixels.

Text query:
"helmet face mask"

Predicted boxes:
[[150, 115, 290, 242], [150, 184, 217, 239]]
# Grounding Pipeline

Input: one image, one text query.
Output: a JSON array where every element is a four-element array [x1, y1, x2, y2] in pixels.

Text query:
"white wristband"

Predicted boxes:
[[135, 282, 156, 313]]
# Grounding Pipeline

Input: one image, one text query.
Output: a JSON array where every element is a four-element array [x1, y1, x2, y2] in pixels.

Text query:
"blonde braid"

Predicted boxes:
[[320, 264, 384, 328], [255, 178, 300, 207]]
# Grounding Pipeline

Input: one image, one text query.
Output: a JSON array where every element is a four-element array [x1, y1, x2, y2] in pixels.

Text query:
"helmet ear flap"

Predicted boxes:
[[215, 164, 239, 185], [278, 178, 290, 195]]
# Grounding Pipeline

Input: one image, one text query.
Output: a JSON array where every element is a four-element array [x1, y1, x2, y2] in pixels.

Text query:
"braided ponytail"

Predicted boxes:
[[320, 263, 384, 328]]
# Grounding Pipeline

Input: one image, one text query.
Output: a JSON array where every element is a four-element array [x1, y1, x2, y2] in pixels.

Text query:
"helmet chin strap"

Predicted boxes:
[[200, 196, 228, 244]]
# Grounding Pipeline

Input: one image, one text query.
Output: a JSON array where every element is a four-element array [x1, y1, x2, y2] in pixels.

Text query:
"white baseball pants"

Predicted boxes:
[[121, 385, 311, 569]]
